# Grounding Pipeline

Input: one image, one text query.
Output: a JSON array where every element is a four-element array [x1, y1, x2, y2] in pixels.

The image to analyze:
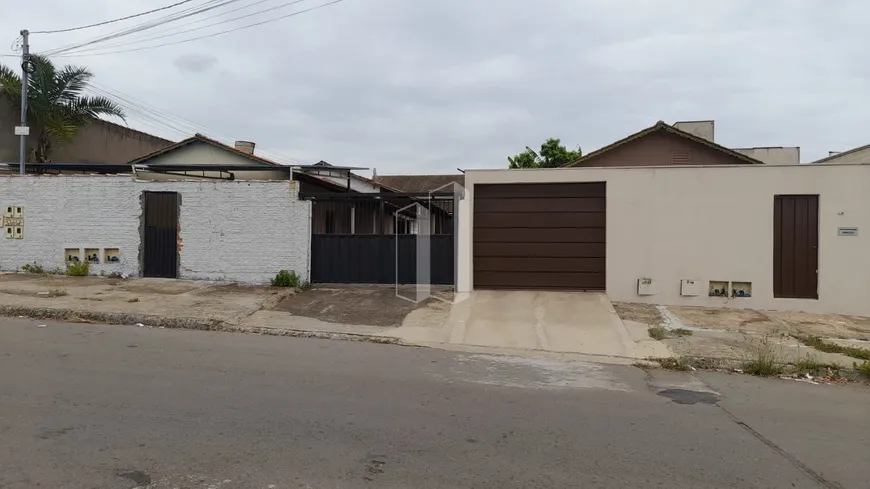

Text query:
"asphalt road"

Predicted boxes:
[[1, 318, 867, 489]]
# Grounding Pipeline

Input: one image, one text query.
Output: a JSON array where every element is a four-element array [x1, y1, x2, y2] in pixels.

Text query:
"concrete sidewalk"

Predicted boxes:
[[391, 290, 670, 361], [0, 274, 669, 362]]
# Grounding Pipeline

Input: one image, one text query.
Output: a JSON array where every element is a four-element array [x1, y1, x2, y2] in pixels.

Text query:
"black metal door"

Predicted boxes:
[[143, 192, 179, 278]]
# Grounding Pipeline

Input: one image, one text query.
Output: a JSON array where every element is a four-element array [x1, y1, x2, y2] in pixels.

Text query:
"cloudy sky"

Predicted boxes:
[[2, 0, 868, 174]]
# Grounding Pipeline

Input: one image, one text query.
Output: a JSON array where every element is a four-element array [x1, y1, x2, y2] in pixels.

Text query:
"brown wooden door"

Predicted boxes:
[[773, 195, 818, 299], [473, 182, 606, 290]]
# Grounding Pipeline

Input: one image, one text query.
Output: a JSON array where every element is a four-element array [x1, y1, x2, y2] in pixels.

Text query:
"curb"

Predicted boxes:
[[0, 305, 401, 345]]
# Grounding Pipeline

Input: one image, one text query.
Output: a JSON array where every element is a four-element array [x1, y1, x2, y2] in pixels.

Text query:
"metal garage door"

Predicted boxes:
[[473, 182, 606, 290]]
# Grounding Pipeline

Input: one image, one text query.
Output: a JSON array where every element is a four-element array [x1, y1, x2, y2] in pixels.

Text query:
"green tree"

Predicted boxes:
[[0, 55, 125, 162], [508, 138, 582, 169]]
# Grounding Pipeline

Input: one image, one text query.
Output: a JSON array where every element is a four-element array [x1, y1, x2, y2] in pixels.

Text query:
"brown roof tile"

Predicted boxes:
[[373, 174, 465, 193]]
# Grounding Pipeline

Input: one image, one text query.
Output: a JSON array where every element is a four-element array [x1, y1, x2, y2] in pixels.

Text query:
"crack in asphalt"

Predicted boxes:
[[645, 371, 843, 489]]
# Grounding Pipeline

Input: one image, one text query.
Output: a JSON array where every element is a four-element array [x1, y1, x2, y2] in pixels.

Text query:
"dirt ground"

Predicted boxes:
[[612, 302, 663, 326], [612, 301, 870, 371], [669, 306, 870, 340], [613, 301, 870, 340], [271, 285, 453, 327]]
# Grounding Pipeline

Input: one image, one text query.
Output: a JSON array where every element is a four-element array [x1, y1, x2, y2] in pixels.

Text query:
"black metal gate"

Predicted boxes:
[[142, 191, 179, 278], [304, 193, 456, 285]]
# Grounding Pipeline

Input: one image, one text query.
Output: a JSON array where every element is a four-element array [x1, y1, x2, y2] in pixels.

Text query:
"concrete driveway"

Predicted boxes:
[[392, 290, 666, 360]]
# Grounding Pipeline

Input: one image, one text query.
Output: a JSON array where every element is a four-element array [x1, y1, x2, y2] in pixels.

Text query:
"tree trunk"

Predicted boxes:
[[34, 131, 51, 163]]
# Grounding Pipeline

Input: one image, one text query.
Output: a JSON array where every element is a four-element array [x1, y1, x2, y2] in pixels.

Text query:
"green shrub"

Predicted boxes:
[[65, 261, 90, 277], [855, 361, 870, 379], [271, 269, 300, 287], [21, 263, 45, 274], [298, 280, 312, 291]]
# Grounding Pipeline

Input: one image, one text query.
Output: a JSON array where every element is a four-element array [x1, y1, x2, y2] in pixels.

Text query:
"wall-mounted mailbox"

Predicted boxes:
[[4, 227, 13, 239], [838, 227, 858, 237], [64, 248, 81, 263], [709, 281, 729, 297], [637, 277, 656, 295], [3, 206, 12, 218], [84, 248, 100, 263], [13, 227, 23, 239], [681, 279, 702, 296], [12, 206, 23, 218], [104, 248, 120, 263]]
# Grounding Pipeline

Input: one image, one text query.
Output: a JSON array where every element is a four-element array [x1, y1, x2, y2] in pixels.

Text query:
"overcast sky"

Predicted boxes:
[[2, 0, 868, 174]]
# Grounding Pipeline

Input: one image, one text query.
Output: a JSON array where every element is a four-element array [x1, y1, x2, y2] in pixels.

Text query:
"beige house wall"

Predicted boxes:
[[733, 147, 800, 165], [136, 141, 288, 180], [458, 164, 870, 316], [814, 146, 870, 165]]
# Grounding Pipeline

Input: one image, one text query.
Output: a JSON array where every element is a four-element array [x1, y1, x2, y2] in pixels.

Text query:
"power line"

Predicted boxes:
[[53, 0, 344, 57], [74, 0, 284, 51], [66, 0, 311, 54], [32, 0, 199, 34], [40, 0, 243, 56]]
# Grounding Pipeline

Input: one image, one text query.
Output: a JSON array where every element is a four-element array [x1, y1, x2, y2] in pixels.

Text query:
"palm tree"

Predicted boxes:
[[0, 55, 125, 162]]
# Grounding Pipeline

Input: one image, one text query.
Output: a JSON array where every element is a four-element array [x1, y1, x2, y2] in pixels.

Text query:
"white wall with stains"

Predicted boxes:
[[0, 175, 310, 283]]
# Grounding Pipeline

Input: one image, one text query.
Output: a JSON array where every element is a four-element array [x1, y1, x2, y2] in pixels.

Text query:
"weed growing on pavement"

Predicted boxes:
[[742, 335, 784, 376], [647, 326, 668, 340], [650, 356, 692, 371], [45, 288, 68, 298], [854, 361, 870, 379], [648, 326, 694, 341], [271, 269, 300, 287], [298, 280, 312, 292], [793, 353, 824, 374], [65, 261, 90, 277], [21, 263, 45, 274], [794, 335, 870, 361]]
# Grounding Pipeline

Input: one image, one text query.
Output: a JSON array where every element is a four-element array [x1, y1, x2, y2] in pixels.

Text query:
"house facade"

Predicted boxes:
[[455, 163, 870, 316]]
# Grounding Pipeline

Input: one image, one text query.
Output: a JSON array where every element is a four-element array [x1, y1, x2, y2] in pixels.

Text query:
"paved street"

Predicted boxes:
[[0, 318, 867, 488]]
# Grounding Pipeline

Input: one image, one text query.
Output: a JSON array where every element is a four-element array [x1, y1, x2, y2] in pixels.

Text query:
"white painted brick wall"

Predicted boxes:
[[0, 175, 311, 284]]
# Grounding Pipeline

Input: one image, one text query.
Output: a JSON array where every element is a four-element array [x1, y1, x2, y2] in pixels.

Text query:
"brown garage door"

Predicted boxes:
[[473, 182, 606, 290]]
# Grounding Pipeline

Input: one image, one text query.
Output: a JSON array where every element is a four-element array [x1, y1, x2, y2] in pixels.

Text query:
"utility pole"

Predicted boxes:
[[17, 29, 30, 175]]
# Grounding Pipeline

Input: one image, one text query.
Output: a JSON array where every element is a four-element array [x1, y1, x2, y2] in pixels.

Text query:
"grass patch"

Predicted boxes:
[[792, 353, 825, 374], [855, 361, 870, 379], [647, 326, 668, 340], [742, 335, 784, 376], [795, 335, 870, 361], [40, 288, 68, 298], [647, 326, 694, 340], [650, 357, 692, 371]]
